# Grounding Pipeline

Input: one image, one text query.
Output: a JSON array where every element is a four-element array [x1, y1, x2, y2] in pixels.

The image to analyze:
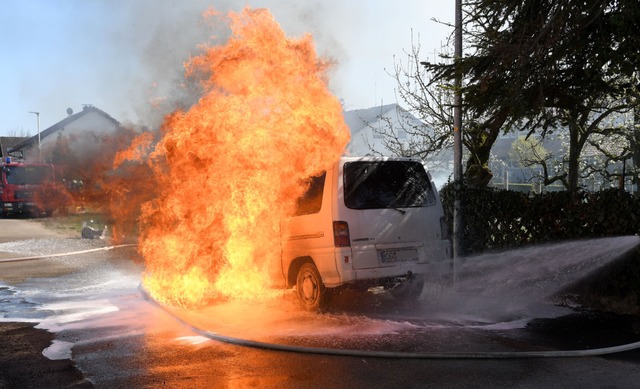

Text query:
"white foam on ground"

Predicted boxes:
[[0, 238, 93, 256], [35, 302, 120, 332], [2, 235, 639, 354], [468, 318, 532, 330], [175, 335, 212, 345], [42, 340, 74, 360], [0, 317, 40, 323]]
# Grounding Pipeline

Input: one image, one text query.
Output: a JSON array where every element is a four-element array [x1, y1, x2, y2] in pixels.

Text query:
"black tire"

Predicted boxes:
[[296, 262, 326, 311], [390, 277, 425, 301]]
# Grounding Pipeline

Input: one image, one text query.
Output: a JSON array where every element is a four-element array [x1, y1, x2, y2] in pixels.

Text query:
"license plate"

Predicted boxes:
[[379, 249, 419, 263]]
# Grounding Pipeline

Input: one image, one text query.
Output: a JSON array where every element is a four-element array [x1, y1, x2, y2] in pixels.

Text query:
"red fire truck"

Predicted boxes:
[[0, 157, 55, 217]]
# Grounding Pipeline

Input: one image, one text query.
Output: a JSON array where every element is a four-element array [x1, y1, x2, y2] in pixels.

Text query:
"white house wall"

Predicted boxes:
[[346, 105, 409, 156], [347, 112, 432, 156], [27, 111, 119, 163]]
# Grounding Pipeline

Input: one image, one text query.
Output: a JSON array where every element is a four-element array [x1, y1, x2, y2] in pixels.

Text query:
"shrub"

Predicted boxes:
[[440, 183, 640, 256]]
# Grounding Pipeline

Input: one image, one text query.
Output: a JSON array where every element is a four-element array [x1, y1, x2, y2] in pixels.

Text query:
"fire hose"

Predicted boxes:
[[140, 286, 640, 359], [0, 244, 137, 263], [5, 246, 639, 359]]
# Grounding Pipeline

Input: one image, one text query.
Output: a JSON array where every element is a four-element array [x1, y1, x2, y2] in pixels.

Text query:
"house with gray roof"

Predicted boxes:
[[0, 137, 30, 160], [344, 103, 427, 156], [8, 105, 122, 163], [344, 103, 453, 186]]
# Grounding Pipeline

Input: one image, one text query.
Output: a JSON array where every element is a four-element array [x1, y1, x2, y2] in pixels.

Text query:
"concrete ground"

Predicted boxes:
[[1, 218, 640, 388]]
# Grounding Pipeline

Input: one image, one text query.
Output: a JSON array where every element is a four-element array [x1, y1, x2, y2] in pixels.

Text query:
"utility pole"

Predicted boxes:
[[452, 0, 463, 284], [29, 111, 41, 159]]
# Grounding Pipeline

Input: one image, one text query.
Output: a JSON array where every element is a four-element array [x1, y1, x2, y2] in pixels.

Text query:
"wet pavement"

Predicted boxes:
[[1, 226, 640, 387]]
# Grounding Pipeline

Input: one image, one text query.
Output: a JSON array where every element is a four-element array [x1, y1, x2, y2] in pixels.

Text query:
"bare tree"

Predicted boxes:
[[423, 0, 640, 192], [4, 128, 31, 137], [360, 33, 459, 181]]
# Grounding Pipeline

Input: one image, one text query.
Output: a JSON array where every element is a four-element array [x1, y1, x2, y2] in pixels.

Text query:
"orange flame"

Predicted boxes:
[[138, 7, 350, 308]]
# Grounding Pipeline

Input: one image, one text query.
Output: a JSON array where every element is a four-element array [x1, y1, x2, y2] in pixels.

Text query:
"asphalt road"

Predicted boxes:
[[1, 218, 640, 388], [0, 217, 69, 243]]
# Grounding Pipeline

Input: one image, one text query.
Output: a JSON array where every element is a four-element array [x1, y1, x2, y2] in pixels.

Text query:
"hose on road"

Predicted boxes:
[[141, 286, 640, 359], [11, 246, 638, 359], [0, 244, 137, 263]]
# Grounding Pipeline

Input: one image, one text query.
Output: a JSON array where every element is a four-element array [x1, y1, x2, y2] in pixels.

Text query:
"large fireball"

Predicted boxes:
[[133, 7, 350, 308]]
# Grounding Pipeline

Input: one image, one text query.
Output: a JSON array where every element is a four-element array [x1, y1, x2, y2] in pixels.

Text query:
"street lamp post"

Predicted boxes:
[[29, 111, 41, 159], [452, 0, 463, 286]]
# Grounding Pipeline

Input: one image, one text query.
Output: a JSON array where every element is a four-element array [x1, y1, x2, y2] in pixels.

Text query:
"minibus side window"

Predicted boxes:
[[294, 171, 326, 216]]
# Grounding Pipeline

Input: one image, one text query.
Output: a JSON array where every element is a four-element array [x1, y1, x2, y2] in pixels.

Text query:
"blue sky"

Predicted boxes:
[[0, 0, 452, 136]]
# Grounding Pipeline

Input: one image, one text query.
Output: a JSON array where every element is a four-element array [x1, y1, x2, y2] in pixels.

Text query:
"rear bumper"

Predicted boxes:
[[332, 261, 428, 288], [329, 240, 453, 288]]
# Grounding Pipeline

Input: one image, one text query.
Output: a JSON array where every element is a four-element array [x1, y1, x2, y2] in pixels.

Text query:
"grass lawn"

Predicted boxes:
[[36, 211, 109, 237]]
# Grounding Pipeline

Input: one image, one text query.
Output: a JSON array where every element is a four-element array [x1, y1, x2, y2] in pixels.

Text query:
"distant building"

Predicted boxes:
[[8, 105, 122, 163], [489, 130, 567, 192], [344, 103, 425, 157], [343, 103, 452, 186], [0, 137, 30, 160]]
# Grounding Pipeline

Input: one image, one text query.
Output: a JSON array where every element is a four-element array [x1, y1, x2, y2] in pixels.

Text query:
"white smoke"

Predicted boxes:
[[1, 1, 452, 134]]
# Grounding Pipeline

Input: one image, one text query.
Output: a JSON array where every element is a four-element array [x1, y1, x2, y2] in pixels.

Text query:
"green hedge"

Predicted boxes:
[[440, 184, 640, 256]]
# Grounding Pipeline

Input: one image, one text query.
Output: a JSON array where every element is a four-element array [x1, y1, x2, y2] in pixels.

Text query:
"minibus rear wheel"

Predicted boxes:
[[296, 262, 326, 311]]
